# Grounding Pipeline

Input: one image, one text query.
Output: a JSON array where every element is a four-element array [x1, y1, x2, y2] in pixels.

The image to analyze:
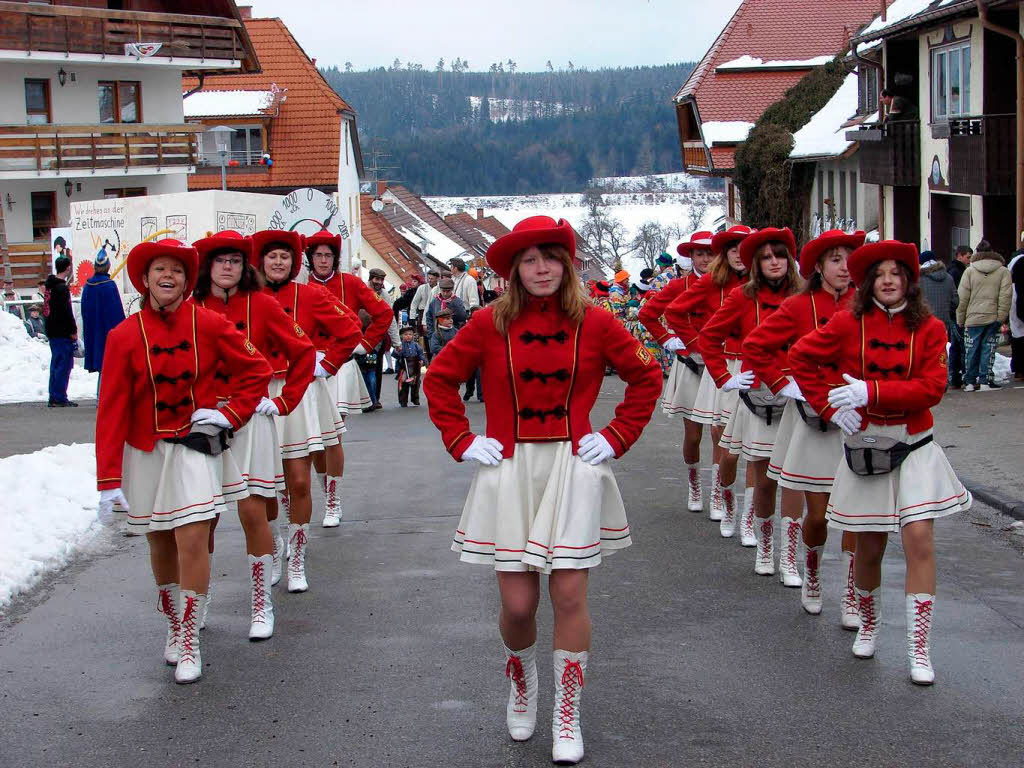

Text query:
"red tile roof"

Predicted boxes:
[[387, 186, 477, 256], [184, 17, 351, 190], [359, 196, 425, 285]]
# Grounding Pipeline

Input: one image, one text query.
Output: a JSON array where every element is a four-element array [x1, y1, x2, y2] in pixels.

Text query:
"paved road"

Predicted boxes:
[[1, 381, 1023, 767]]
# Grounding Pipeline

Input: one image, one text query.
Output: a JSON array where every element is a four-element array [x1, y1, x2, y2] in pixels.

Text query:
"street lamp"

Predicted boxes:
[[207, 125, 233, 191]]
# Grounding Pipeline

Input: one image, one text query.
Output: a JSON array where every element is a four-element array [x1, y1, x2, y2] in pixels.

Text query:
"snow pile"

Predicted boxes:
[[791, 73, 859, 159], [0, 311, 98, 404], [701, 121, 755, 145], [717, 55, 833, 70], [857, 0, 935, 48], [590, 172, 705, 193], [183, 89, 274, 118], [0, 443, 100, 610]]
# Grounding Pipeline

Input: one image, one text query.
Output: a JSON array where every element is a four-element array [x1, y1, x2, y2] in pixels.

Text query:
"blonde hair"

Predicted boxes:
[[742, 241, 802, 299], [491, 244, 588, 335]]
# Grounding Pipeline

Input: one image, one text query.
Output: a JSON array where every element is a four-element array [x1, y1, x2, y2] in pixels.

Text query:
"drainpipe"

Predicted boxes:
[[851, 36, 888, 236], [977, 0, 1024, 248], [183, 72, 206, 100]]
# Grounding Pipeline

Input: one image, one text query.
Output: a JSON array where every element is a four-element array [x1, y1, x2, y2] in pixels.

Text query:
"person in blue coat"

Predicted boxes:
[[80, 249, 125, 392]]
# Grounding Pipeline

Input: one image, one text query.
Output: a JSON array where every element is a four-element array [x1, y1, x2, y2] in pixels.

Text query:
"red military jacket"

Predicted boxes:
[[309, 271, 393, 350], [664, 271, 746, 351], [423, 297, 662, 461], [699, 284, 795, 387], [743, 288, 852, 394], [788, 303, 948, 435], [193, 290, 315, 415], [263, 281, 361, 375], [95, 302, 272, 491], [638, 271, 703, 346]]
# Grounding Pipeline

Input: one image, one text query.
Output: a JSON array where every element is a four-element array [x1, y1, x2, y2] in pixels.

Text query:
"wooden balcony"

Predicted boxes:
[[683, 141, 710, 171], [948, 114, 1016, 196], [0, 123, 200, 175], [847, 120, 920, 187], [0, 1, 258, 71]]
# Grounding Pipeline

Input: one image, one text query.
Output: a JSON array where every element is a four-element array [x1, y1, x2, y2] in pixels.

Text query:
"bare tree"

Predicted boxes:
[[344, 61, 353, 72], [631, 220, 670, 271], [580, 205, 627, 272], [687, 194, 709, 232]]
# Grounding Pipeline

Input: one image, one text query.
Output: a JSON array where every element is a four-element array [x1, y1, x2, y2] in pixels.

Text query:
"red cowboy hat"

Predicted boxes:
[[710, 225, 755, 256], [127, 238, 199, 296], [193, 230, 251, 264], [798, 229, 866, 278], [485, 215, 575, 280], [303, 229, 342, 256], [848, 240, 920, 286], [738, 227, 797, 271], [251, 229, 304, 280], [676, 230, 714, 257]]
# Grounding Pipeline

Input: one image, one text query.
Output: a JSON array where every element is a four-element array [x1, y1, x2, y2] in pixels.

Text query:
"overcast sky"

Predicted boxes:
[[242, 0, 744, 71]]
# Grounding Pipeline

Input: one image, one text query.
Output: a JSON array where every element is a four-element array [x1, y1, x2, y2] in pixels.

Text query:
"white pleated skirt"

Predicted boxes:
[[827, 425, 971, 533], [230, 414, 285, 497], [722, 391, 782, 460], [452, 441, 632, 573], [333, 359, 371, 414], [121, 441, 248, 535], [766, 403, 844, 493], [664, 355, 704, 418], [270, 377, 339, 459], [689, 357, 741, 426]]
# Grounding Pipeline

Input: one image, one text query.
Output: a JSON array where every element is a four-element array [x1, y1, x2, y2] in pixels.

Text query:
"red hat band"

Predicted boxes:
[[711, 225, 755, 256], [193, 230, 251, 264]]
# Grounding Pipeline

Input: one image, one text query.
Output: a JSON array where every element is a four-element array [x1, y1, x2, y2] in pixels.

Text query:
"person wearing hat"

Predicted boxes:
[[423, 215, 662, 764], [252, 230, 362, 586], [664, 225, 752, 524], [424, 276, 468, 334], [411, 269, 441, 355], [653, 252, 677, 289], [789, 240, 970, 685], [192, 230, 316, 636], [80, 247, 126, 395], [699, 228, 802, 573], [743, 229, 863, 619], [23, 303, 46, 339], [95, 238, 272, 683], [428, 306, 458, 356], [448, 255, 481, 309], [394, 324, 425, 406]]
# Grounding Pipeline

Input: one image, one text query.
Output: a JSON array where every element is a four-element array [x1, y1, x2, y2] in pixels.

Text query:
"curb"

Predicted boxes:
[[961, 478, 1024, 522]]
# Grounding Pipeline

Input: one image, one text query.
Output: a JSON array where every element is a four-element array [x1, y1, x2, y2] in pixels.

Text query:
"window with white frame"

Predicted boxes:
[[197, 125, 264, 166], [931, 42, 971, 120]]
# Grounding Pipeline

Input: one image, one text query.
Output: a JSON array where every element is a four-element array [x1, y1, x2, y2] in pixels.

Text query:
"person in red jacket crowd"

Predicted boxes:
[[423, 216, 661, 765], [789, 241, 970, 686], [95, 238, 272, 684], [192, 230, 316, 639], [664, 226, 752, 525], [700, 228, 802, 576], [252, 230, 362, 592], [743, 229, 862, 621]]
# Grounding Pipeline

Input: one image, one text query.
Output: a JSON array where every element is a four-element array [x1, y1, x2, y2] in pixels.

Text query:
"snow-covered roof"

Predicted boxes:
[[716, 54, 833, 71], [701, 121, 755, 145], [854, 0, 966, 49], [183, 90, 275, 118], [790, 73, 860, 159]]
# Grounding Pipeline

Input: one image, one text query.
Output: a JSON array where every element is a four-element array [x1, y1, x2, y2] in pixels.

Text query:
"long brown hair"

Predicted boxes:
[[707, 250, 746, 287], [851, 261, 930, 330], [192, 249, 264, 300], [800, 245, 845, 295], [742, 241, 802, 299], [491, 244, 588, 336]]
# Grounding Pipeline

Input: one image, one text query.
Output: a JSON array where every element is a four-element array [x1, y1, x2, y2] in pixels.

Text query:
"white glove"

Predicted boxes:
[[353, 343, 368, 356], [255, 396, 280, 417], [314, 350, 330, 378], [190, 408, 232, 429], [778, 380, 805, 401], [98, 488, 129, 523], [578, 432, 615, 465], [663, 337, 686, 353], [830, 408, 863, 436], [460, 435, 504, 466], [828, 373, 869, 410], [722, 370, 755, 392]]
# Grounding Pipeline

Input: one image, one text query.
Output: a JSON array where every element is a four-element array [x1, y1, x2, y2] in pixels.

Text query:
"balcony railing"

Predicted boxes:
[[847, 120, 920, 187], [0, 1, 254, 68], [682, 141, 710, 171], [0, 124, 200, 174], [948, 114, 1016, 196]]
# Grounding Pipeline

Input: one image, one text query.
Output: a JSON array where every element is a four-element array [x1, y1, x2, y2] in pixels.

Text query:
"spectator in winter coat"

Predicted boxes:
[[425, 277, 467, 332], [919, 250, 958, 343], [43, 256, 78, 407], [947, 245, 973, 387], [429, 308, 458, 357], [1007, 248, 1024, 380], [448, 257, 480, 309], [80, 250, 125, 391], [957, 240, 1012, 390], [23, 305, 46, 339], [948, 245, 973, 287], [394, 326, 425, 406]]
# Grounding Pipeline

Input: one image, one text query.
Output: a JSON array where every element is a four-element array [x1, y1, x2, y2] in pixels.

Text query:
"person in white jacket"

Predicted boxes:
[[449, 256, 481, 309]]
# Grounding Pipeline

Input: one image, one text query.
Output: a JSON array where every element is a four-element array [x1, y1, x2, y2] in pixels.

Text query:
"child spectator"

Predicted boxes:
[[395, 325, 424, 407], [429, 307, 458, 358]]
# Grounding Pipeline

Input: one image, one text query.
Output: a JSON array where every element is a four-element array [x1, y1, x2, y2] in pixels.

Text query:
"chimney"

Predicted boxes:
[[376, 180, 386, 196], [477, 207, 485, 220], [311, 58, 317, 67], [238, 5, 252, 20], [880, 0, 886, 21]]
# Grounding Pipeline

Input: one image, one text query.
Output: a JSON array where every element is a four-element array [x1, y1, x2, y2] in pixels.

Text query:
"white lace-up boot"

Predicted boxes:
[[686, 463, 703, 512], [719, 487, 737, 537], [248, 554, 275, 640], [156, 583, 180, 666], [800, 545, 823, 614], [709, 464, 724, 520], [504, 644, 538, 741], [551, 650, 587, 765], [199, 554, 212, 630], [739, 488, 756, 547], [287, 523, 309, 593], [840, 551, 860, 630], [175, 590, 205, 684], [852, 587, 880, 659], [271, 534, 284, 586], [278, 491, 291, 557], [322, 474, 342, 527], [753, 514, 776, 575], [906, 593, 935, 685], [778, 517, 803, 587]]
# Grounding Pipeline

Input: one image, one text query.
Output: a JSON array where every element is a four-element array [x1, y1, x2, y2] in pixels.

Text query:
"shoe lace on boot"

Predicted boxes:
[[158, 588, 180, 641], [843, 558, 857, 612], [805, 549, 821, 595], [179, 595, 199, 665], [722, 490, 735, 522], [688, 468, 700, 503], [759, 518, 774, 548], [289, 528, 307, 576], [278, 491, 290, 517], [784, 521, 801, 568], [326, 478, 337, 511], [505, 655, 528, 713], [742, 507, 755, 538], [251, 560, 267, 622], [711, 477, 723, 508], [557, 660, 585, 740], [911, 598, 933, 665], [858, 594, 877, 637]]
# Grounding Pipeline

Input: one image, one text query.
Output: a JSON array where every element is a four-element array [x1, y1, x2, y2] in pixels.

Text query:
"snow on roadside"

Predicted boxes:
[[0, 443, 101, 611], [0, 311, 98, 404]]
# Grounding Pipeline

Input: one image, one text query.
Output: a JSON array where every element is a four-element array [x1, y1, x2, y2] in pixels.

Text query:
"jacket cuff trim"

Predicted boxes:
[[447, 431, 474, 459], [272, 395, 290, 416], [221, 404, 242, 429], [602, 425, 628, 458]]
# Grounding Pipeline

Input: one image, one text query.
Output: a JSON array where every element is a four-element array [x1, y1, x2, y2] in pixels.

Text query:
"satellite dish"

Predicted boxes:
[[371, 198, 384, 213]]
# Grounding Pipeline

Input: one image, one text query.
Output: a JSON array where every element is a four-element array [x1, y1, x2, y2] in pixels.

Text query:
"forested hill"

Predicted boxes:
[[320, 62, 695, 196]]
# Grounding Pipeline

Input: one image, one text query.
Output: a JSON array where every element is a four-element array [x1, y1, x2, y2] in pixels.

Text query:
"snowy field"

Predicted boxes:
[[0, 311, 98, 404], [0, 443, 101, 611]]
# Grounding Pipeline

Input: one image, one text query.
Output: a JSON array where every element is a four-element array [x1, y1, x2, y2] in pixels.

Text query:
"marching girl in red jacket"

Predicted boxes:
[[423, 216, 661, 764], [700, 228, 803, 573], [305, 231, 394, 525], [251, 230, 362, 593], [192, 230, 316, 639], [789, 241, 970, 685], [743, 230, 862, 618], [664, 225, 751, 525], [95, 239, 272, 683]]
